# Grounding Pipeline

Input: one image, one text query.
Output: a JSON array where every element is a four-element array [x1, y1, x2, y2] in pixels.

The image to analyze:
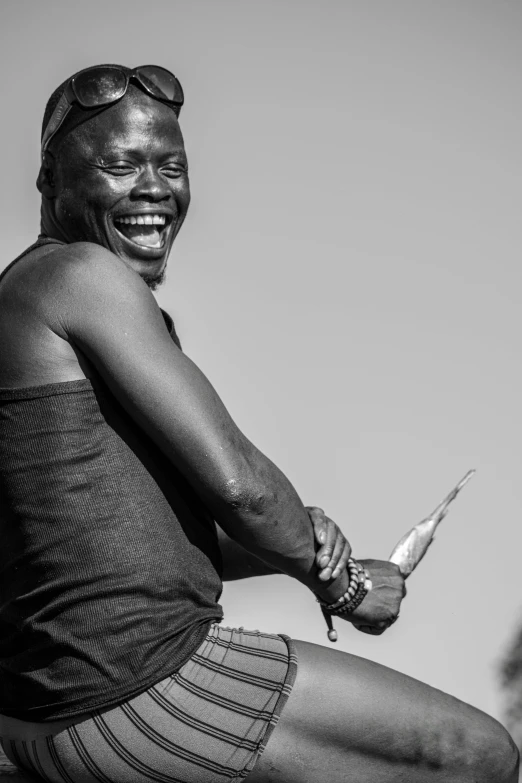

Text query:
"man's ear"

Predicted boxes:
[[36, 154, 56, 198]]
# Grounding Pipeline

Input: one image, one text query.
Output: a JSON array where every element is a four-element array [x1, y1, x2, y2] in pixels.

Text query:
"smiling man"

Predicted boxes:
[[0, 65, 518, 783], [37, 65, 189, 291]]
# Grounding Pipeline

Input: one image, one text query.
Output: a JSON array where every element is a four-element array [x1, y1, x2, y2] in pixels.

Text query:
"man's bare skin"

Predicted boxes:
[[0, 83, 518, 781]]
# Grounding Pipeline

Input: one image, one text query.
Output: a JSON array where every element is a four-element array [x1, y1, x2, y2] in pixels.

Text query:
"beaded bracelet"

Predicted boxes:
[[316, 558, 372, 642], [316, 558, 370, 613]]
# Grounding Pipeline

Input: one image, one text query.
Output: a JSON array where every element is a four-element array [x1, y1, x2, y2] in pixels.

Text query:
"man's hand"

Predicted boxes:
[[306, 507, 352, 582], [219, 507, 351, 583], [347, 559, 406, 635]]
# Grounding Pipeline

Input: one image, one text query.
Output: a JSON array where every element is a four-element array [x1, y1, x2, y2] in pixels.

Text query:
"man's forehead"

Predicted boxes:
[[74, 90, 185, 153]]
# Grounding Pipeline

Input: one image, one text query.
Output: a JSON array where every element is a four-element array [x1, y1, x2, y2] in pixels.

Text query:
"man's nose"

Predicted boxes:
[[130, 166, 171, 202]]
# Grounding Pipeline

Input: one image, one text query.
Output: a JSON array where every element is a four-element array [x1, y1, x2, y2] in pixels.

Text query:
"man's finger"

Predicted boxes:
[[331, 539, 352, 579], [307, 509, 352, 578], [307, 506, 327, 544], [315, 516, 337, 570], [319, 526, 346, 579]]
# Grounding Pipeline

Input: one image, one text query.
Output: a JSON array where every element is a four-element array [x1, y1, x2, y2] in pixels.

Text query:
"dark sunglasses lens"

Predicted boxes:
[[137, 66, 184, 105], [73, 68, 127, 107]]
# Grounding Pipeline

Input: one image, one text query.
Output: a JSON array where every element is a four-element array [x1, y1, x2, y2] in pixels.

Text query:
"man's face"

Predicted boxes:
[[48, 87, 190, 287]]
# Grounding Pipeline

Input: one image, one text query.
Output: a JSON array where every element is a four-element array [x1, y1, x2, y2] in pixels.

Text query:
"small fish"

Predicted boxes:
[[389, 469, 475, 577]]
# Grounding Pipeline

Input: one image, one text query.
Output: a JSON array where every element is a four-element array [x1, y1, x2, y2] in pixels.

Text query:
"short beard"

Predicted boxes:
[[141, 269, 166, 291]]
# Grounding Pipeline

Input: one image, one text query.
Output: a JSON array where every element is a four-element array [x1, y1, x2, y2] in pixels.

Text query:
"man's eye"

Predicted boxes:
[[107, 164, 134, 175], [163, 166, 186, 179]]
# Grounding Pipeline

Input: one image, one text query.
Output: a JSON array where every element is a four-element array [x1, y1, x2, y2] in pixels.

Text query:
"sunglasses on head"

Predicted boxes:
[[41, 64, 184, 156]]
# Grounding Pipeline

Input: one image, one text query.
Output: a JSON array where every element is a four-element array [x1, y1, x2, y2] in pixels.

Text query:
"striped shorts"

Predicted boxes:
[[1, 624, 298, 783]]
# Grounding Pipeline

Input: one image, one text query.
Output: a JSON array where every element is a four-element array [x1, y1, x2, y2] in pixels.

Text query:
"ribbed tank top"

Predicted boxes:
[[0, 239, 223, 720]]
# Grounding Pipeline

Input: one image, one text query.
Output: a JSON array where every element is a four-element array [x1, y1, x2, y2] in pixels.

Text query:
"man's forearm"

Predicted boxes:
[[217, 527, 281, 580]]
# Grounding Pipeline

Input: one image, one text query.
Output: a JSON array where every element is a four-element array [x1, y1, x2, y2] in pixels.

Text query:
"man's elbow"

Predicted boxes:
[[220, 476, 276, 519]]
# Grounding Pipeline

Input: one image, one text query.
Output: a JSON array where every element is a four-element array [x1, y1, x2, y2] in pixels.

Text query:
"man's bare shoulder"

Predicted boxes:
[[38, 241, 143, 290], [14, 242, 151, 320], [3, 241, 136, 297], [0, 241, 161, 355], [49, 243, 162, 334], [0, 242, 168, 388]]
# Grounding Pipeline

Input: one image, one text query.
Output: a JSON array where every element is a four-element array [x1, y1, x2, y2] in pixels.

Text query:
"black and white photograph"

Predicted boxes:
[[0, 2, 520, 780]]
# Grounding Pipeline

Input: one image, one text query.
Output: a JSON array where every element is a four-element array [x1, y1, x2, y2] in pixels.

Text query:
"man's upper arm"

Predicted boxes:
[[49, 243, 262, 512]]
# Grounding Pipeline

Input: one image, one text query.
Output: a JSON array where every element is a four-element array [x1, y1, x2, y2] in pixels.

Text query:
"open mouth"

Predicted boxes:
[[113, 213, 173, 250]]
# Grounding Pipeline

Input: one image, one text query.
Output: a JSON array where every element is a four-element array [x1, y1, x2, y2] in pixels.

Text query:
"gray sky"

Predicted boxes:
[[2, 0, 521, 722]]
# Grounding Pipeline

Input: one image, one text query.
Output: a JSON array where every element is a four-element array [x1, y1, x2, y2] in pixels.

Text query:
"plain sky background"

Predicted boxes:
[[1, 0, 521, 725]]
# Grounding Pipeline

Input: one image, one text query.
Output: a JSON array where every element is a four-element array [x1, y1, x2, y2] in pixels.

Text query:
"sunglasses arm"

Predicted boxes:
[[41, 91, 73, 158]]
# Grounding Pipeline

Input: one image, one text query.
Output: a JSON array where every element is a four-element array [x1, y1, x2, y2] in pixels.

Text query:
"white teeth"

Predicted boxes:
[[114, 214, 167, 225]]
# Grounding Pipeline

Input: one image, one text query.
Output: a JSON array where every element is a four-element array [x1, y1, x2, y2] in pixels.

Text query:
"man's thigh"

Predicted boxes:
[[247, 640, 518, 783]]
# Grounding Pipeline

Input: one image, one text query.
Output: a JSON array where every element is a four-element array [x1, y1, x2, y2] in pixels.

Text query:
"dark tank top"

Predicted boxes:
[[0, 239, 223, 720]]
